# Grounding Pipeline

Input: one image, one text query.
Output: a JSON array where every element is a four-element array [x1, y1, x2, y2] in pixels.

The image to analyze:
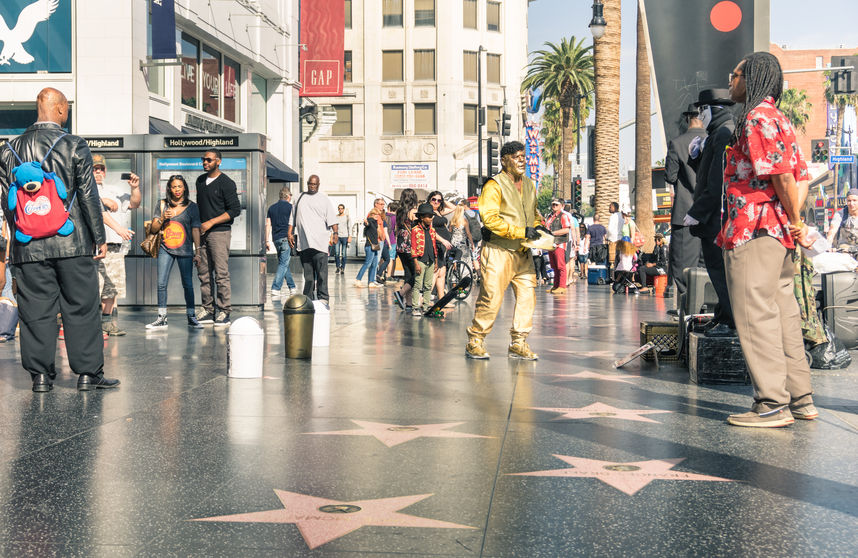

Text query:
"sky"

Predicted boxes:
[[527, 0, 858, 176]]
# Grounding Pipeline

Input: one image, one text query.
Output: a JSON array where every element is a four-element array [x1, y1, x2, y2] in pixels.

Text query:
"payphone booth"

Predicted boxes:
[[85, 134, 268, 308]]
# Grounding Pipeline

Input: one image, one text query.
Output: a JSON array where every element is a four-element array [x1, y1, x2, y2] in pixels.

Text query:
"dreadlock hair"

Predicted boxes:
[[731, 51, 784, 147]]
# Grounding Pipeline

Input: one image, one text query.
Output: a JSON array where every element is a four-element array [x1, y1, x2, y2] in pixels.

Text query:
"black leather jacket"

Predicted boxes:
[[0, 123, 105, 264]]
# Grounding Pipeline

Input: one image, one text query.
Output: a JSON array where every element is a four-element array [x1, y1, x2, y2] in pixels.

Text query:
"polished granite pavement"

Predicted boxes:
[[0, 270, 857, 557]]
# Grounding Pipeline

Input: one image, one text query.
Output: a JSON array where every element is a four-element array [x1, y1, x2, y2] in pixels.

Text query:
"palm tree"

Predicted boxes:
[[522, 37, 594, 199], [779, 88, 813, 134], [540, 99, 563, 178], [593, 0, 621, 221], [634, 5, 653, 250]]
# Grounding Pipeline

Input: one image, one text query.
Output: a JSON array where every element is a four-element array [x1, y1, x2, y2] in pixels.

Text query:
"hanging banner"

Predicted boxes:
[[0, 0, 71, 73], [300, 0, 344, 97], [151, 0, 177, 60], [642, 0, 756, 143], [524, 122, 541, 189]]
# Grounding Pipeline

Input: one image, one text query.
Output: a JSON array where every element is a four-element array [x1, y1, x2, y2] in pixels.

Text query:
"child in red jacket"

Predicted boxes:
[[410, 203, 438, 316]]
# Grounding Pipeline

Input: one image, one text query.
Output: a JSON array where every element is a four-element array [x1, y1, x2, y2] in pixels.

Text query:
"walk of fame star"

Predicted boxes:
[[528, 402, 672, 423], [305, 420, 494, 447], [191, 490, 476, 549], [549, 371, 638, 384], [509, 455, 733, 495]]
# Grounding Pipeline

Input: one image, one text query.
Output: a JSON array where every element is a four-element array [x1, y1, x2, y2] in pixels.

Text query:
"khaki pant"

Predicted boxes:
[[467, 243, 536, 342], [198, 229, 231, 313], [412, 260, 435, 310], [724, 235, 813, 408]]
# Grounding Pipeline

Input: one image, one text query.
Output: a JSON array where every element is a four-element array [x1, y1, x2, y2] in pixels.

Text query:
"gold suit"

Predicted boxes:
[[467, 172, 541, 343]]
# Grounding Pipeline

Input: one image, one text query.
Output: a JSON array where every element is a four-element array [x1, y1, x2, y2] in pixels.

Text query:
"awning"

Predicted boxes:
[[149, 117, 182, 134], [266, 153, 299, 182]]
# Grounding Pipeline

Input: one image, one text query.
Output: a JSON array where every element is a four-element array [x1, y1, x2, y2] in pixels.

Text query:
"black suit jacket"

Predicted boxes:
[[688, 110, 736, 239], [665, 127, 707, 226]]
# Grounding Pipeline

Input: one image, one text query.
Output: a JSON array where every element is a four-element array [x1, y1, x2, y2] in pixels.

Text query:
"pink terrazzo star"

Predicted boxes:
[[305, 420, 494, 447], [529, 402, 672, 423], [192, 490, 476, 549], [549, 371, 638, 384], [510, 455, 732, 495]]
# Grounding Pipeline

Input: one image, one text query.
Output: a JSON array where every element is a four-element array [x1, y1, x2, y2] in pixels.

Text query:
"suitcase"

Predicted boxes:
[[683, 267, 719, 315], [820, 271, 858, 349], [688, 332, 750, 384], [588, 265, 608, 285]]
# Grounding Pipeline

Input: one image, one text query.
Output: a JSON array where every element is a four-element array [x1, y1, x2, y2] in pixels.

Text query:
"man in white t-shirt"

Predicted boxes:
[[93, 154, 140, 336], [606, 201, 623, 279], [288, 174, 338, 304]]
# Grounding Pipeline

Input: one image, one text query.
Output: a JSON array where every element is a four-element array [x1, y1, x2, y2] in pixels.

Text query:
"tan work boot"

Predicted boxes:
[[466, 338, 490, 359], [508, 340, 538, 360]]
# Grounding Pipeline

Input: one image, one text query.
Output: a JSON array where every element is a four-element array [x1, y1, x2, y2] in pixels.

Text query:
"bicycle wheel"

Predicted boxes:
[[446, 260, 473, 299]]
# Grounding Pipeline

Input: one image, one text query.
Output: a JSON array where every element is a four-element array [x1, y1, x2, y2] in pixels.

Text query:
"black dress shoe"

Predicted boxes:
[[32, 374, 53, 393], [704, 323, 737, 338], [77, 374, 120, 391]]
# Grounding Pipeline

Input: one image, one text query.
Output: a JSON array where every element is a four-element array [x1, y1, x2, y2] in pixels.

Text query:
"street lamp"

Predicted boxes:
[[589, 1, 606, 39]]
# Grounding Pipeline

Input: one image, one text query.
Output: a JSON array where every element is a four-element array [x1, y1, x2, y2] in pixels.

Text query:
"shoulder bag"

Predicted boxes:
[[140, 201, 165, 258]]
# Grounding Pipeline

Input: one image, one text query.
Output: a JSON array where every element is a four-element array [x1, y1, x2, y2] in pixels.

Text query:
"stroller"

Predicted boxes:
[[611, 247, 640, 294]]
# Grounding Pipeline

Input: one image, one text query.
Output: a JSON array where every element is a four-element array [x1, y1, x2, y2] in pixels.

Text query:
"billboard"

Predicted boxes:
[[0, 0, 72, 73], [524, 122, 541, 189], [642, 0, 756, 142], [300, 0, 344, 97]]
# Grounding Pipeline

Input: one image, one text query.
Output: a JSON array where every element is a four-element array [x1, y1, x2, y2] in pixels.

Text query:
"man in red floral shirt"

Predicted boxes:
[[718, 52, 815, 428]]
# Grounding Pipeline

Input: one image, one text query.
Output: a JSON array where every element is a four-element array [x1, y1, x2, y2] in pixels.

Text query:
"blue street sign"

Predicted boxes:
[[831, 155, 856, 164]]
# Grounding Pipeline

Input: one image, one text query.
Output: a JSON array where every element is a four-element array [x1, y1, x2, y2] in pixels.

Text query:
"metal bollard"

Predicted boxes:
[[282, 294, 315, 359]]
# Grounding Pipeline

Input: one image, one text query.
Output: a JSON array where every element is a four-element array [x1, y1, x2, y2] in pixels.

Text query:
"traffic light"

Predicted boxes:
[[501, 113, 511, 137], [572, 175, 583, 210], [832, 56, 857, 95], [487, 138, 499, 175], [811, 139, 829, 163]]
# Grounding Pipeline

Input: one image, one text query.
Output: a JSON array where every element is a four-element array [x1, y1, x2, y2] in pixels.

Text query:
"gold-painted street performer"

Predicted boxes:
[[466, 141, 546, 360]]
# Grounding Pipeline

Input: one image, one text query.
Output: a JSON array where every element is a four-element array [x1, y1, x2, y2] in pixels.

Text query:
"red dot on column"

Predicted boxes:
[[710, 1, 742, 32]]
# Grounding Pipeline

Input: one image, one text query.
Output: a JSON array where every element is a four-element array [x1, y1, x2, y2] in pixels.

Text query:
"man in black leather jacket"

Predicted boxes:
[[0, 88, 120, 392]]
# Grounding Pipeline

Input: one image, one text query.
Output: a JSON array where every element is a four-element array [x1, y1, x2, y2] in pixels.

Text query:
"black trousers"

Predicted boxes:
[[299, 248, 329, 302], [398, 252, 416, 287], [14, 256, 104, 379], [701, 236, 734, 327], [668, 225, 702, 298]]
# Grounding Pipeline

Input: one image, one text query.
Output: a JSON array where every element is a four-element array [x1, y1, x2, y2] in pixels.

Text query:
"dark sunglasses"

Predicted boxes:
[[430, 197, 442, 202], [201, 157, 217, 163]]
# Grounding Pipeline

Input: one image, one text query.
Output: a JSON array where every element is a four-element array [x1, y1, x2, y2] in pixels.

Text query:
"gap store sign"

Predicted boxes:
[[0, 0, 72, 73]]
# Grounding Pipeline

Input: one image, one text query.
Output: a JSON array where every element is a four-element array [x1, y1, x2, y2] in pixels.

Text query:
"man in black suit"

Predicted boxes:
[[685, 88, 736, 336], [665, 104, 707, 302]]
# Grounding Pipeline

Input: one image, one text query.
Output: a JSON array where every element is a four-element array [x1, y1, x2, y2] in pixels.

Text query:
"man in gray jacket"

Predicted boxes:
[[0, 88, 119, 392]]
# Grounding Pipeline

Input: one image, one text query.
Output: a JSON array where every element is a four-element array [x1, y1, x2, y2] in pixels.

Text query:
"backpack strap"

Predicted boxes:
[[41, 133, 68, 164], [4, 142, 23, 166]]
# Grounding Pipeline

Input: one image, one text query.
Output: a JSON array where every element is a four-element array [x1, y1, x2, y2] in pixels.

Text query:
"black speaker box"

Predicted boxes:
[[821, 271, 858, 349]]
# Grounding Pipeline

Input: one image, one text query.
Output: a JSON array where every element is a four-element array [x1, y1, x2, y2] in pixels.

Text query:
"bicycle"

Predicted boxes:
[[444, 247, 474, 300]]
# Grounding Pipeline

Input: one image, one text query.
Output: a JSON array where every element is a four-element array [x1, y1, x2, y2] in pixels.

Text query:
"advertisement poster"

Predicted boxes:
[[299, 0, 344, 96], [524, 122, 541, 189], [390, 164, 433, 190], [155, 157, 248, 251], [0, 0, 72, 73]]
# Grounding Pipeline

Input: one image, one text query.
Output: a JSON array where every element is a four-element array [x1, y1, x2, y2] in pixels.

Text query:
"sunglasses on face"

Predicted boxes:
[[430, 198, 442, 202], [93, 166, 106, 172], [201, 157, 217, 163]]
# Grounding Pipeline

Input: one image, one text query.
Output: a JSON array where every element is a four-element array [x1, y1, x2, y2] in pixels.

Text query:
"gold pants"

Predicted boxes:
[[467, 243, 536, 342]]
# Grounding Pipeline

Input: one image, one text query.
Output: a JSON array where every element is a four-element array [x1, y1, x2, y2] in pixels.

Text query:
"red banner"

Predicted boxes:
[[300, 0, 344, 97]]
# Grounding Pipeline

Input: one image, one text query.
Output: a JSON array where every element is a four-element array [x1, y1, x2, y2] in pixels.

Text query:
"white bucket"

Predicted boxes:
[[312, 300, 330, 347], [227, 317, 264, 378]]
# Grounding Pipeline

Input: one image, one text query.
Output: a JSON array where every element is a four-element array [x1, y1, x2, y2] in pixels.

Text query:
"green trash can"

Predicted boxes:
[[283, 294, 315, 359]]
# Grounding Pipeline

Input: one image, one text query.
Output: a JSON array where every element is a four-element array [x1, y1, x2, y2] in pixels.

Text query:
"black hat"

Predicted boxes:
[[681, 104, 700, 117], [416, 202, 434, 217], [694, 88, 735, 107]]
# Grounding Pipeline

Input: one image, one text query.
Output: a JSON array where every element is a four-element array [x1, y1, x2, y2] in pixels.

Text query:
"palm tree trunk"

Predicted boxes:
[[557, 110, 567, 198], [593, 0, 621, 222], [634, 4, 653, 251], [561, 106, 576, 199]]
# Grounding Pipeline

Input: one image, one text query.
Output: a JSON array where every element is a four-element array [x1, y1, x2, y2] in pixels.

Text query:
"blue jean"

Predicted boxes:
[[157, 249, 195, 312], [356, 243, 379, 283], [2, 265, 13, 300], [272, 237, 296, 291], [334, 237, 349, 269]]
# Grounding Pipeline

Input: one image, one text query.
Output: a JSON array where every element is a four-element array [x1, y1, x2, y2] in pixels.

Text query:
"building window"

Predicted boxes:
[[201, 45, 221, 117], [332, 105, 353, 136], [487, 53, 501, 84], [223, 57, 241, 123], [463, 50, 478, 82], [344, 50, 353, 82], [382, 50, 403, 81], [487, 1, 500, 31], [415, 0, 435, 26], [414, 103, 436, 135], [414, 49, 435, 81], [180, 33, 199, 109], [249, 74, 267, 134], [383, 0, 403, 27], [383, 104, 404, 135], [487, 106, 501, 134], [463, 0, 477, 29], [815, 56, 823, 69], [464, 104, 478, 135], [345, 0, 352, 29]]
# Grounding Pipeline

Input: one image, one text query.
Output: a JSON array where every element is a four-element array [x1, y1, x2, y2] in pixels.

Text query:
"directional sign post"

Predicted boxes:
[[831, 155, 855, 164]]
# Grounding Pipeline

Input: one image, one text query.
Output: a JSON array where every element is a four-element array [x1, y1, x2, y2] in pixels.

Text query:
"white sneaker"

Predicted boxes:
[[354, 280, 364, 288], [368, 282, 382, 289], [146, 315, 168, 330], [271, 289, 281, 297]]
